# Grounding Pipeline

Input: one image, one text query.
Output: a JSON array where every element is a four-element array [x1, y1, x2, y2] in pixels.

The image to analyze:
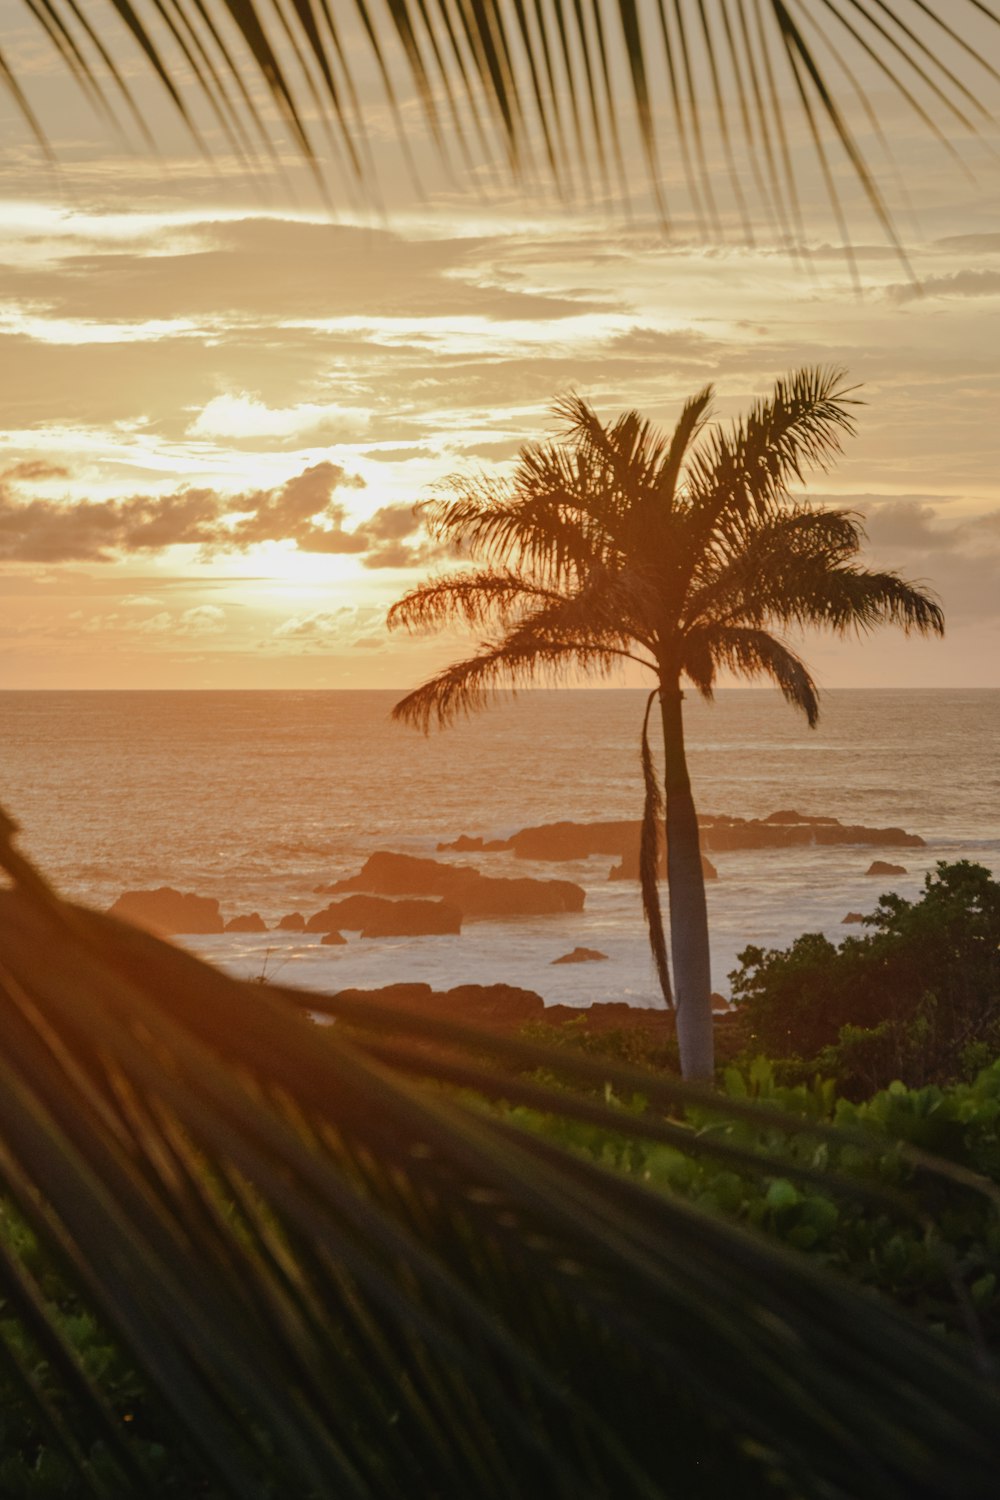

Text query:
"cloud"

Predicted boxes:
[[269, 605, 388, 652], [863, 501, 962, 552], [0, 460, 449, 571], [860, 502, 1000, 624], [0, 218, 608, 327], [885, 270, 1000, 305], [176, 605, 226, 635], [0, 461, 440, 564], [448, 438, 522, 462], [271, 610, 348, 641], [189, 393, 370, 446], [1, 459, 70, 482], [358, 445, 433, 462], [933, 234, 1000, 254]]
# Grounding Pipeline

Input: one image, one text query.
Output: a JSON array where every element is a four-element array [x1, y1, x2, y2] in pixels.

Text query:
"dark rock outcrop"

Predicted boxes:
[[330, 983, 684, 1034], [454, 812, 924, 861], [700, 816, 922, 852], [608, 845, 718, 881], [321, 930, 347, 946], [436, 835, 509, 853], [842, 911, 865, 924], [109, 887, 224, 936], [327, 984, 747, 1062], [551, 947, 608, 964], [307, 894, 463, 937], [866, 860, 908, 877], [763, 810, 839, 825], [323, 851, 584, 917], [276, 912, 307, 931], [333, 982, 545, 1027], [225, 912, 267, 933], [505, 820, 638, 862]]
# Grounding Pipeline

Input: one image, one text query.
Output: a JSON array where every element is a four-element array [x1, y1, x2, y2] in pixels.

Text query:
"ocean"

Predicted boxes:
[[1, 689, 997, 1006]]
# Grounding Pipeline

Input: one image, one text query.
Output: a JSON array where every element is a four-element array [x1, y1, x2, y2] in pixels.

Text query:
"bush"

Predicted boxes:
[[729, 861, 1000, 1092], [512, 1054, 1000, 1350]]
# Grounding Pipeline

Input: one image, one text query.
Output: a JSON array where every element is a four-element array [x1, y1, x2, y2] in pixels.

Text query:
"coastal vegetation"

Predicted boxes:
[[730, 861, 1000, 1097], [2, 813, 999, 1496], [389, 370, 944, 1078]]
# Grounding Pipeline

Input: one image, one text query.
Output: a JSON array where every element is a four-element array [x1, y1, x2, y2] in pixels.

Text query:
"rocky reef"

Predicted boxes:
[[320, 851, 585, 917]]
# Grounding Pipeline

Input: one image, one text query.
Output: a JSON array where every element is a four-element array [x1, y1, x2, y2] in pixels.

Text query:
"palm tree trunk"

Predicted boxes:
[[659, 685, 714, 1081]]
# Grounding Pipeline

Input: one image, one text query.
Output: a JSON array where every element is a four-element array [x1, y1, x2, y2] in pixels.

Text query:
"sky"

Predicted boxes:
[[0, 3, 998, 690]]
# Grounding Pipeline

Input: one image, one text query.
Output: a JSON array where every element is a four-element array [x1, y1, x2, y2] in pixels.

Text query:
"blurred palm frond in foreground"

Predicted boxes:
[[0, 805, 998, 1498], [6, 2, 1000, 254]]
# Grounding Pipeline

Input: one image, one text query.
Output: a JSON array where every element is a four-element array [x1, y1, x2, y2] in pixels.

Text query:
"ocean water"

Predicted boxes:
[[1, 689, 997, 1006]]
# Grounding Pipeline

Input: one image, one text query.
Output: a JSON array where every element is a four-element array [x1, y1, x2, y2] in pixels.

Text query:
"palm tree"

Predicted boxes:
[[6, 3, 999, 260], [388, 367, 944, 1079]]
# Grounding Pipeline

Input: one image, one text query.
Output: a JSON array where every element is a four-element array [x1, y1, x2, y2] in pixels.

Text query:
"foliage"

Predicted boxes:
[[390, 371, 942, 1078], [0, 1204, 212, 1497], [1, 810, 1000, 1498], [6, 2, 1000, 259], [730, 862, 1000, 1094], [512, 1054, 1000, 1351]]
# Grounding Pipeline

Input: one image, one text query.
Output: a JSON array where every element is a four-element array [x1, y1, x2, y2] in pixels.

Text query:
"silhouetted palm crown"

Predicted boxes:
[[391, 370, 942, 729]]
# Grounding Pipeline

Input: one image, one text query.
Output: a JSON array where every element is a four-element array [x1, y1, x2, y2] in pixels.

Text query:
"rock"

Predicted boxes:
[[321, 930, 347, 946], [481, 813, 923, 860], [324, 851, 585, 917], [700, 816, 924, 852], [543, 1000, 674, 1034], [763, 810, 838, 825], [325, 986, 744, 1064], [711, 992, 731, 1011], [108, 887, 224, 936], [329, 984, 731, 1040], [306, 894, 463, 937], [551, 947, 608, 964], [866, 860, 907, 877], [842, 911, 865, 924], [276, 912, 306, 931], [225, 913, 267, 933], [437, 835, 510, 853], [333, 982, 546, 1027], [608, 844, 718, 881], [507, 820, 637, 861]]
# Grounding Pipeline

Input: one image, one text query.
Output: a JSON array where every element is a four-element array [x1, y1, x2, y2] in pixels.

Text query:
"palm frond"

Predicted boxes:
[[771, 562, 947, 638], [552, 394, 669, 501], [683, 505, 869, 624], [689, 622, 820, 724], [653, 384, 716, 505], [390, 620, 624, 729], [7, 2, 1000, 246], [419, 469, 611, 583], [683, 367, 860, 536], [2, 818, 1000, 1496], [639, 687, 674, 1009], [386, 568, 560, 633]]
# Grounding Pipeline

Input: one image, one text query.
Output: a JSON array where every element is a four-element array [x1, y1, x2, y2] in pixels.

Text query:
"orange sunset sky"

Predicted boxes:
[[0, 2, 998, 690]]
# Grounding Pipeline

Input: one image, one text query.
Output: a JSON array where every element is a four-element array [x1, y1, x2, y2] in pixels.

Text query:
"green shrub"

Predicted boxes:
[[511, 1054, 1000, 1349], [729, 861, 1000, 1092]]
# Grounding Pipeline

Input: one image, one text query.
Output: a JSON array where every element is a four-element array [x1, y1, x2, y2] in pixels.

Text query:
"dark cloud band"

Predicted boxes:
[[0, 461, 429, 568]]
